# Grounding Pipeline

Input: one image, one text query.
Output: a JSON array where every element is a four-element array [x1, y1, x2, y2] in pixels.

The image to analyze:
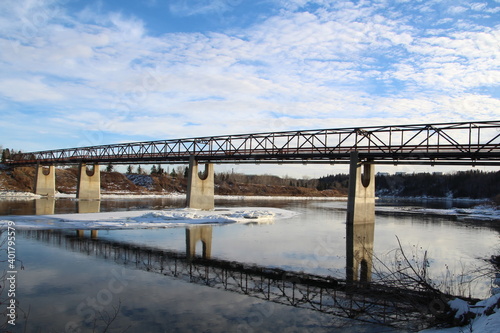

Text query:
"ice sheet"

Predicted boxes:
[[0, 207, 298, 230]]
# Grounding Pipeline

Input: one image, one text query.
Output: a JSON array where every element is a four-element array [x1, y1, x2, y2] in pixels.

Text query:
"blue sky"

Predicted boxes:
[[0, 0, 499, 175]]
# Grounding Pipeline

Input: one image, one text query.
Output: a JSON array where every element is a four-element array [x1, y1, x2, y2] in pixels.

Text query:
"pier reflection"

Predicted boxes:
[[346, 202, 375, 285], [186, 226, 213, 259], [77, 200, 101, 214], [19, 228, 441, 331], [35, 198, 56, 215], [75, 229, 98, 238]]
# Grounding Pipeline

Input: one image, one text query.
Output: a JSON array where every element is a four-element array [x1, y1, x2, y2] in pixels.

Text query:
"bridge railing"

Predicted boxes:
[[6, 120, 500, 165]]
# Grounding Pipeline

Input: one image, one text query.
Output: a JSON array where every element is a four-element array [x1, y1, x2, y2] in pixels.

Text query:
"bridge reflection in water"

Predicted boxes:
[[32, 197, 102, 215], [20, 223, 444, 331]]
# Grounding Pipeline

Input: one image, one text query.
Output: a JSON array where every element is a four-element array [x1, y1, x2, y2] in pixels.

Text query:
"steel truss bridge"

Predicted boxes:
[[19, 229, 461, 331], [6, 120, 500, 166]]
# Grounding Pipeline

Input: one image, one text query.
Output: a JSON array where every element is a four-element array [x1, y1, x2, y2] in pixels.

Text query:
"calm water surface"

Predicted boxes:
[[1, 197, 498, 332]]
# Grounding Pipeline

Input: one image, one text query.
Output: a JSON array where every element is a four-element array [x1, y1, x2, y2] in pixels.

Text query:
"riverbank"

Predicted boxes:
[[0, 166, 346, 197], [421, 293, 500, 333]]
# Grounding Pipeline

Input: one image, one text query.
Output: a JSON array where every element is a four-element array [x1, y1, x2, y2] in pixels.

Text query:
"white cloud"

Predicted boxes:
[[470, 2, 488, 11], [396, 28, 500, 92], [0, 0, 498, 154], [448, 6, 469, 14], [169, 0, 237, 16], [0, 77, 65, 102]]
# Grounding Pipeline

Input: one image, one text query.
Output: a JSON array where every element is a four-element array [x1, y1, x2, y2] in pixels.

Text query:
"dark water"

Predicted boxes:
[[1, 197, 498, 332]]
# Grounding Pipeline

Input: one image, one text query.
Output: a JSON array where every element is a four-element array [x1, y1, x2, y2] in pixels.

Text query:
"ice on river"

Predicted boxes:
[[0, 207, 298, 230], [377, 204, 500, 221]]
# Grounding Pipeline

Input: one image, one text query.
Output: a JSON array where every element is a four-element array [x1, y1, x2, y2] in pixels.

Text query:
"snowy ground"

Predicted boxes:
[[0, 207, 298, 230], [420, 293, 500, 333], [0, 191, 42, 199]]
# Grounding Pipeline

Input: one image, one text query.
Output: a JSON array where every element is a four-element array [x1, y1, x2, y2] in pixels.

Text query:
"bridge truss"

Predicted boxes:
[[7, 120, 500, 166]]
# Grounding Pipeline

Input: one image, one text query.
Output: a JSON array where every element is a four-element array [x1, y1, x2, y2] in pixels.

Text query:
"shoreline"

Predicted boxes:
[[0, 190, 496, 203], [0, 190, 348, 201]]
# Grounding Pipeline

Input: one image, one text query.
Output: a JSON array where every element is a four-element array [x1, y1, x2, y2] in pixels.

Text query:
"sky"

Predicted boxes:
[[0, 0, 499, 177]]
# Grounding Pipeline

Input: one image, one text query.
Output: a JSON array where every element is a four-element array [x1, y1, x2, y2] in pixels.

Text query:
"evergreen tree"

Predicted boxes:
[[151, 165, 158, 175], [157, 164, 164, 175], [106, 163, 114, 172], [2, 148, 10, 163], [127, 165, 134, 174]]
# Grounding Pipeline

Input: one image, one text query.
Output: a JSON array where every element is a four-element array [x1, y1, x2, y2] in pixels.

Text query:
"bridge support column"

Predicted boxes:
[[35, 165, 56, 197], [346, 152, 375, 284], [186, 226, 213, 259], [186, 156, 214, 210], [77, 163, 101, 200]]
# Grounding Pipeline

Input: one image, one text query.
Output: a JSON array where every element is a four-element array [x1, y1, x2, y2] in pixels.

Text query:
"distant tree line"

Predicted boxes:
[[316, 173, 350, 191], [376, 170, 499, 199], [123, 164, 188, 178], [317, 170, 500, 199], [215, 172, 319, 188]]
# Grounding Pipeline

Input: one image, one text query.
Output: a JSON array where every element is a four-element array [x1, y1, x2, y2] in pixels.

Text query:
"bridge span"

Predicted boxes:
[[6, 120, 500, 166], [4, 120, 500, 208]]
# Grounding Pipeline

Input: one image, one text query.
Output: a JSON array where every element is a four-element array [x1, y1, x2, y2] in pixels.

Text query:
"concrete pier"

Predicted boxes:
[[35, 165, 56, 197], [77, 163, 101, 200], [346, 151, 375, 284], [186, 226, 213, 259], [186, 156, 214, 210]]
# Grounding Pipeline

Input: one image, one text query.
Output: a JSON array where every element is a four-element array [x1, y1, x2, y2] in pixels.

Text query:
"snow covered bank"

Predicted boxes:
[[1, 191, 349, 201], [420, 294, 500, 333], [0, 207, 298, 230], [0, 191, 41, 199]]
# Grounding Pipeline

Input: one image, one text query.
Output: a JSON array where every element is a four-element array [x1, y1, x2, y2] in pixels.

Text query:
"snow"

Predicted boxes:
[[420, 294, 500, 333], [126, 174, 154, 188], [0, 191, 41, 199], [0, 207, 298, 230], [448, 298, 470, 319], [0, 191, 348, 201]]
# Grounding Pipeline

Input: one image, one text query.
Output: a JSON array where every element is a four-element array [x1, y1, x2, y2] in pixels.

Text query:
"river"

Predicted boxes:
[[0, 196, 498, 332]]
